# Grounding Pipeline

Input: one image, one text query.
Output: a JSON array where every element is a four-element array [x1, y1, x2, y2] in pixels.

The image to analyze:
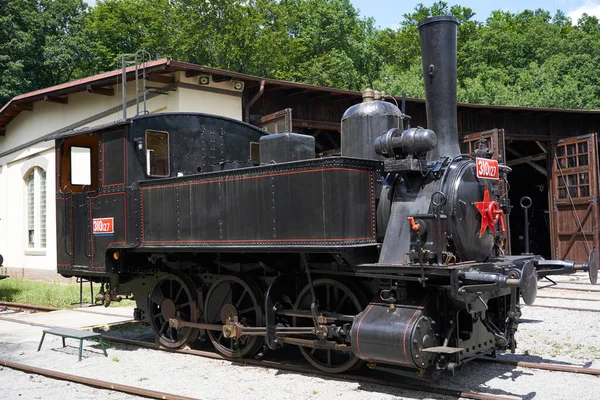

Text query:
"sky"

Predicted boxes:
[[350, 0, 600, 28]]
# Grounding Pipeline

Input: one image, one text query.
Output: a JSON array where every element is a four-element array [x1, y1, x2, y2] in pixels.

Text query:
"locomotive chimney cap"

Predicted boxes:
[[418, 15, 459, 30]]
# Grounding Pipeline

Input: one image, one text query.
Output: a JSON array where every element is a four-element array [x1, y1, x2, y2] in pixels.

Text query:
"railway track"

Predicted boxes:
[[536, 295, 600, 302], [0, 360, 197, 400], [526, 304, 600, 312], [540, 285, 600, 293], [2, 300, 599, 400], [100, 335, 515, 400]]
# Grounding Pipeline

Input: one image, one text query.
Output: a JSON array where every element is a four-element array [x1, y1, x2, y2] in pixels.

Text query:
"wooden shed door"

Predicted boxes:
[[550, 134, 599, 262], [461, 129, 510, 253], [461, 129, 506, 163]]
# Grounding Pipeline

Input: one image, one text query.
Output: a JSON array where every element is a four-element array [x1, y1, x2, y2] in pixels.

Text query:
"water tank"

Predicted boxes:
[[259, 132, 315, 164], [341, 88, 402, 160]]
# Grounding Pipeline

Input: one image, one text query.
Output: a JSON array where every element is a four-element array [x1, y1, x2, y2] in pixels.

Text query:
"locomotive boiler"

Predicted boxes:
[[53, 16, 597, 377]]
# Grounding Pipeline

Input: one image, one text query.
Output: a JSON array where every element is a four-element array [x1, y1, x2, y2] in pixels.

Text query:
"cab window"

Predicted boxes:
[[145, 130, 169, 177], [60, 135, 99, 193]]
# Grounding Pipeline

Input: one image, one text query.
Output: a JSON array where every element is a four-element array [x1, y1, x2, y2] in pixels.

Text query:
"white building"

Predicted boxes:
[[0, 59, 252, 281]]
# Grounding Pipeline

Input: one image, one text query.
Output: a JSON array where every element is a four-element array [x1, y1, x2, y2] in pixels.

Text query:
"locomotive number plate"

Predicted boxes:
[[93, 217, 114, 235], [476, 157, 499, 180]]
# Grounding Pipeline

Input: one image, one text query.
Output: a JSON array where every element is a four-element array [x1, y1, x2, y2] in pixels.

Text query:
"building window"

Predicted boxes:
[[24, 167, 46, 250]]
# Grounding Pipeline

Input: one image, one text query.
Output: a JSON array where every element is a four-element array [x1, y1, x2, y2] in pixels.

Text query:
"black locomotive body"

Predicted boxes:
[[54, 16, 597, 377]]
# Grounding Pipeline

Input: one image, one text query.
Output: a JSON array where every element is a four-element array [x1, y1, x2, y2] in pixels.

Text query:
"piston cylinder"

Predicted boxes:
[[350, 301, 438, 368]]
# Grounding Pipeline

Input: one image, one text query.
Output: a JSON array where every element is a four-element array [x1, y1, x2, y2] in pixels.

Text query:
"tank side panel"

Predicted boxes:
[[90, 192, 127, 269], [140, 159, 377, 247]]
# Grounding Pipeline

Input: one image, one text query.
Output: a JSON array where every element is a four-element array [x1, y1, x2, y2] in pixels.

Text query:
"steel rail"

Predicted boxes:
[[0, 301, 134, 319], [0, 301, 58, 313], [478, 358, 600, 376], [0, 359, 198, 400], [535, 295, 600, 302], [539, 286, 600, 293], [526, 304, 600, 312]]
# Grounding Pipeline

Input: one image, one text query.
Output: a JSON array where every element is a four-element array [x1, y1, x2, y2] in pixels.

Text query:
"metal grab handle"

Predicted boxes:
[[431, 191, 447, 266], [62, 185, 74, 257], [520, 196, 532, 254], [81, 184, 92, 259]]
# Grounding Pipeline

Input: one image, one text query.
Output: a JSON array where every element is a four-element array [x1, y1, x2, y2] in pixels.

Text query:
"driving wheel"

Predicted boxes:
[[204, 275, 264, 358], [293, 278, 366, 373], [149, 271, 200, 349]]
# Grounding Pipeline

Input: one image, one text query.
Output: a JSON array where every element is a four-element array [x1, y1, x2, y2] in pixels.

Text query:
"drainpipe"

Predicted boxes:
[[244, 80, 265, 123]]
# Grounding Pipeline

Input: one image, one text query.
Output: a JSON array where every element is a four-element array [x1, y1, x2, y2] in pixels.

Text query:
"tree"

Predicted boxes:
[[83, 0, 174, 72]]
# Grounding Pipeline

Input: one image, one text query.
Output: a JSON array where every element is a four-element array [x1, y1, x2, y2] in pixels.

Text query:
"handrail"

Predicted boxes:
[[62, 185, 74, 258], [81, 184, 92, 259]]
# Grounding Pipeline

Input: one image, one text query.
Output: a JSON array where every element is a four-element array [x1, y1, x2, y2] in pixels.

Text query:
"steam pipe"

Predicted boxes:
[[245, 79, 265, 123]]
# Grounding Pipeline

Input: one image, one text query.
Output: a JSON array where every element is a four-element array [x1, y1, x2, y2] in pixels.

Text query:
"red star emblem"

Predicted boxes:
[[474, 186, 504, 237]]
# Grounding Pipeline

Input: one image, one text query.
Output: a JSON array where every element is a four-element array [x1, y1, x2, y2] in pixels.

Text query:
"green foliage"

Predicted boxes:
[[0, 0, 92, 105], [0, 278, 82, 308], [84, 0, 174, 72], [0, 278, 135, 308], [2, 0, 600, 110]]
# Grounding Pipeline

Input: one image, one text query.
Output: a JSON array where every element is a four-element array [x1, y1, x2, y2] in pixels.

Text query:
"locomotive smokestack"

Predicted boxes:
[[418, 16, 460, 160]]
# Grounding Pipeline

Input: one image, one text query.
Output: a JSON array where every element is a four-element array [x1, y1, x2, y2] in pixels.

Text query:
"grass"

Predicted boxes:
[[0, 278, 136, 309]]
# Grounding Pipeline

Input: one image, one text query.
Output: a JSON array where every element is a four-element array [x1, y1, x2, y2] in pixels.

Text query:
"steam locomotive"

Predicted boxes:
[[53, 16, 597, 377]]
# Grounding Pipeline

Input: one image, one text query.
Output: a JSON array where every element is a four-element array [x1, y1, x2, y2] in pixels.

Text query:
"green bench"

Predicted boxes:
[[37, 327, 108, 361]]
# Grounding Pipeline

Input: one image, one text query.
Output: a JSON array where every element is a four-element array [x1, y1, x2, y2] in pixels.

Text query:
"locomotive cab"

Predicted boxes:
[[54, 113, 266, 278]]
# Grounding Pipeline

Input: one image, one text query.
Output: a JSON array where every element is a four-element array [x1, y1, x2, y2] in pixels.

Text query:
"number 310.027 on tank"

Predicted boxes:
[[92, 218, 114, 236], [476, 157, 499, 180]]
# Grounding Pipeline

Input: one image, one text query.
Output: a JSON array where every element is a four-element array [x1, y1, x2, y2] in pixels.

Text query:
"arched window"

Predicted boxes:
[[24, 167, 46, 250]]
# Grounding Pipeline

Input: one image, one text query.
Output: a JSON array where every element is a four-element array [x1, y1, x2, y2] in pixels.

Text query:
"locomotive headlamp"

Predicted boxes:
[[113, 251, 120, 260]]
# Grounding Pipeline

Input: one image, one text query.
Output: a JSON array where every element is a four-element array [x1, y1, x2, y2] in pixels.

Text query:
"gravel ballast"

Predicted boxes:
[[1, 276, 599, 400]]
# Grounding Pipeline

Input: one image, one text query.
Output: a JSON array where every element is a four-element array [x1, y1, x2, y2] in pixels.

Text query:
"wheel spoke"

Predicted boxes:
[[210, 287, 232, 323], [334, 294, 349, 313], [151, 286, 165, 305], [326, 350, 332, 366], [176, 301, 191, 311], [235, 289, 248, 308], [238, 306, 256, 316], [174, 286, 184, 302], [159, 320, 167, 334]]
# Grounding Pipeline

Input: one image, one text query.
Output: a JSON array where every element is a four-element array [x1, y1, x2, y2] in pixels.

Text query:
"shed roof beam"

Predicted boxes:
[[44, 95, 68, 104], [506, 153, 547, 166], [14, 103, 33, 111], [506, 146, 547, 176], [147, 73, 175, 85], [86, 85, 114, 96]]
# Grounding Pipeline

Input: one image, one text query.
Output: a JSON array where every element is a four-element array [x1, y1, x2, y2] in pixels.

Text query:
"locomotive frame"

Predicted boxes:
[[51, 16, 597, 378]]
